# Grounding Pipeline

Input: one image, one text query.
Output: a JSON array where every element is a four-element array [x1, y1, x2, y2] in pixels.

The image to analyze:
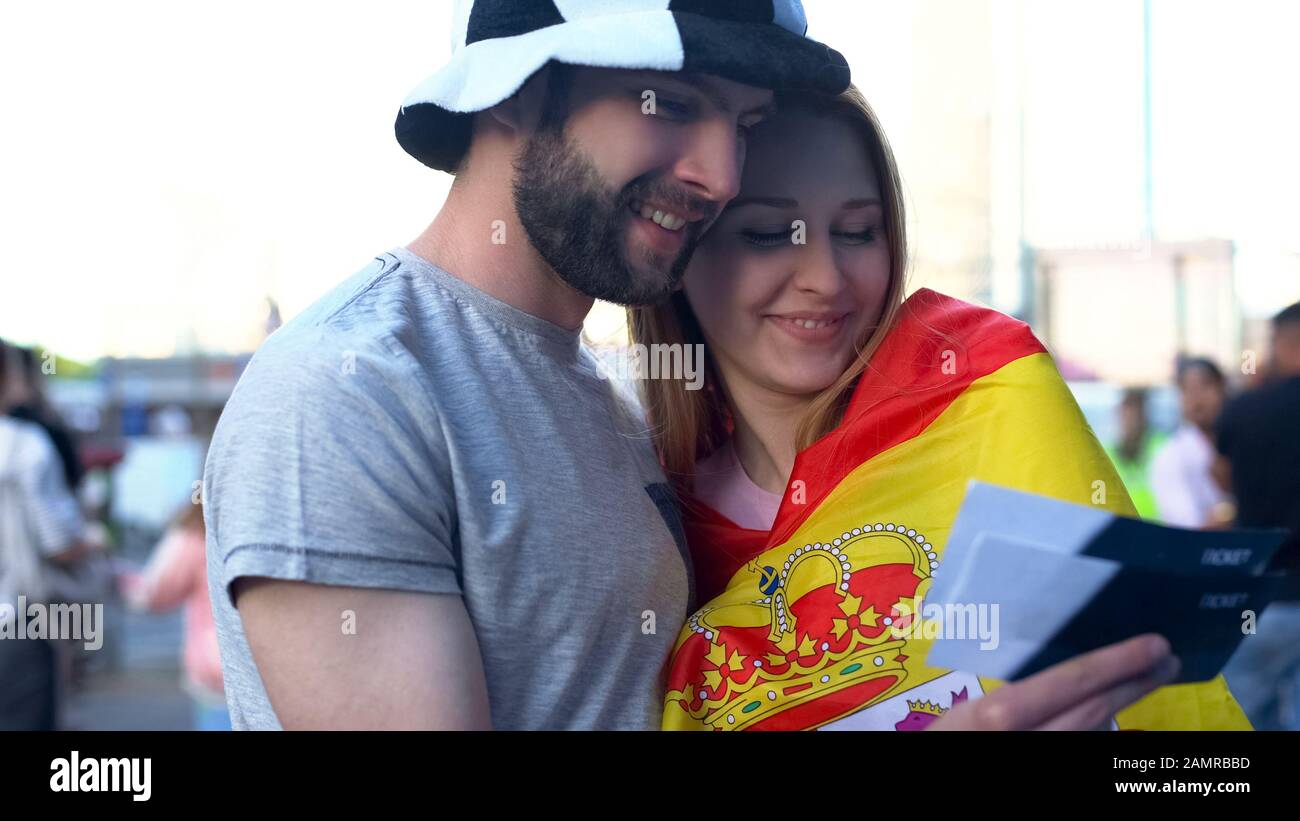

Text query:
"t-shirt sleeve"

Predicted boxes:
[[203, 324, 459, 608]]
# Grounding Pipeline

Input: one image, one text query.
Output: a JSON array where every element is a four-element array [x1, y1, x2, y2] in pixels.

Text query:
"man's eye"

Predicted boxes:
[[742, 229, 794, 247], [655, 96, 692, 117]]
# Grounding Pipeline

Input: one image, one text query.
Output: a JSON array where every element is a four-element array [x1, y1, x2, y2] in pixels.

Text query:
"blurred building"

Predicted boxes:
[[893, 0, 1291, 392], [904, 0, 997, 306], [51, 355, 249, 443], [48, 355, 250, 533], [1034, 238, 1240, 385]]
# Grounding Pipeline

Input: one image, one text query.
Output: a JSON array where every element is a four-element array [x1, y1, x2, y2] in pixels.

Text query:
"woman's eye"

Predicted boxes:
[[834, 228, 878, 244], [742, 229, 794, 247]]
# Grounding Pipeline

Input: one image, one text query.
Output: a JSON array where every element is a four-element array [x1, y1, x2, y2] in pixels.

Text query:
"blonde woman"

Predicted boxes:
[[631, 86, 1247, 731]]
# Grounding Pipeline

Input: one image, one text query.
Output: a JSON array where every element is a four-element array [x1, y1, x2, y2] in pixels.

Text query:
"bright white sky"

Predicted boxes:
[[2, 0, 1297, 361]]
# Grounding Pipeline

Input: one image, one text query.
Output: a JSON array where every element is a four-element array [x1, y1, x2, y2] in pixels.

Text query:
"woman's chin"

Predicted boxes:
[[757, 348, 856, 397], [762, 369, 845, 398]]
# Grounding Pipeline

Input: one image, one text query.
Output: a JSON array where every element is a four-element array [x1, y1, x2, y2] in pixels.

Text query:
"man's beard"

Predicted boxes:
[[512, 125, 714, 307]]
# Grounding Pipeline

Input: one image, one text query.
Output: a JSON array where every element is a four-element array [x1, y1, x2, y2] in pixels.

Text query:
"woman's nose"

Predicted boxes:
[[790, 233, 847, 294]]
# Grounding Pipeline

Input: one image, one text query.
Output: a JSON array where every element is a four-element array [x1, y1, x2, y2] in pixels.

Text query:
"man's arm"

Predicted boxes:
[[46, 540, 97, 565], [204, 327, 478, 728], [1210, 454, 1233, 496], [233, 578, 492, 730], [1211, 400, 1237, 496]]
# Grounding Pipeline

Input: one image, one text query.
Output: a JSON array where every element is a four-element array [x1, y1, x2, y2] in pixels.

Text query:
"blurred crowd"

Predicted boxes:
[[0, 338, 227, 731]]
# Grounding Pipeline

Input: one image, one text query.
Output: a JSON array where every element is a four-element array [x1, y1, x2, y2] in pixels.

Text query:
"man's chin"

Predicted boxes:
[[625, 259, 689, 306], [618, 242, 691, 304], [548, 260, 672, 307], [592, 276, 677, 307]]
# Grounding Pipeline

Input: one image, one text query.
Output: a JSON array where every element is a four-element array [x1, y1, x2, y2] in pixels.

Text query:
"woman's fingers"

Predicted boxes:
[[996, 634, 1175, 728], [928, 634, 1175, 731], [1036, 655, 1181, 731]]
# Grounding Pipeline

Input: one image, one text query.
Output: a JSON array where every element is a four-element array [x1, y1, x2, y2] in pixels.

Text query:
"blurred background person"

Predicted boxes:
[[1151, 357, 1233, 528], [0, 338, 97, 729], [1217, 300, 1300, 730], [1216, 301, 1300, 549], [117, 500, 229, 730], [1105, 388, 1165, 519], [4, 339, 114, 709], [4, 345, 84, 492]]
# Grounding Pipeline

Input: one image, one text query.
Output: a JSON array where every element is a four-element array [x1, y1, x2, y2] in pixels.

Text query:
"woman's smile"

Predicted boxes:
[[765, 311, 852, 344]]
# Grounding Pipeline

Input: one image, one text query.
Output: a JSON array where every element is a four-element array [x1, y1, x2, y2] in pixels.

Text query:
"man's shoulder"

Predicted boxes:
[[1252, 375, 1300, 412], [247, 246, 502, 381], [236, 250, 448, 392], [0, 416, 56, 475], [207, 252, 454, 470], [1220, 379, 1295, 430], [0, 415, 39, 444], [264, 251, 420, 352]]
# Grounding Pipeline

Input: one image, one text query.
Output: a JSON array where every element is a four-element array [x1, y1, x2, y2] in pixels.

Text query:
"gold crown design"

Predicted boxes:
[[666, 521, 940, 730], [905, 699, 948, 717]]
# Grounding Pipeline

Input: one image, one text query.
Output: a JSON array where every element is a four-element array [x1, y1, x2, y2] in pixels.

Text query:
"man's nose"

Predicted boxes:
[[671, 121, 744, 207]]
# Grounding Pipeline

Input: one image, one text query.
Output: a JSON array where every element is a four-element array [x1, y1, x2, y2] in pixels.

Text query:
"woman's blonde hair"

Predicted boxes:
[[627, 84, 909, 491]]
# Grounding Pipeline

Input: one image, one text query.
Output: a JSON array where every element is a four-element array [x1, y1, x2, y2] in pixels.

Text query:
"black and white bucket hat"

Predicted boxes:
[[395, 0, 851, 173]]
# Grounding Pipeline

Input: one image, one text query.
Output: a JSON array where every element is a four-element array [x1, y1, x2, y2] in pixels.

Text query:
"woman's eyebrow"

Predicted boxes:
[[842, 198, 883, 209]]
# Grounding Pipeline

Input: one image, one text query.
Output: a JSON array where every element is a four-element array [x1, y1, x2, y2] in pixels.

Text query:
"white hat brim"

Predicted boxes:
[[401, 11, 684, 115]]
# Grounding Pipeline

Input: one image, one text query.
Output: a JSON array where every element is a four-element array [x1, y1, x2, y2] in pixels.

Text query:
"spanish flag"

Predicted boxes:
[[663, 288, 1249, 730]]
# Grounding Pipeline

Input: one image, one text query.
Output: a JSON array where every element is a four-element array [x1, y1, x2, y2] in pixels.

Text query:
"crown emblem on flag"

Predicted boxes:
[[665, 521, 940, 730]]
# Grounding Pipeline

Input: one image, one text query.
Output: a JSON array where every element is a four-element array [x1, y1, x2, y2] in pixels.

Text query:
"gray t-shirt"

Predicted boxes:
[[204, 247, 692, 730]]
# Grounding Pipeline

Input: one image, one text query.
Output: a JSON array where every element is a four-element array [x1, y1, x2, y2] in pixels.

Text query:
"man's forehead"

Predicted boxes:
[[581, 66, 774, 112]]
